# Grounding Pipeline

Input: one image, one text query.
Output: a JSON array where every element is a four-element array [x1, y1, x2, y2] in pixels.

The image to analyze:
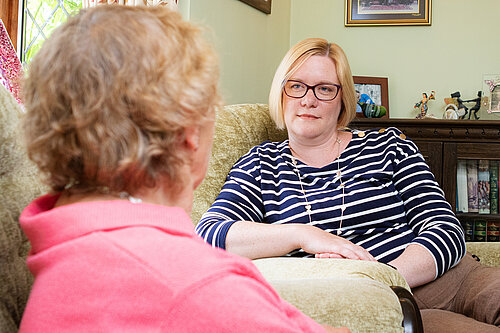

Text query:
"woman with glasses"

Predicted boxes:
[[197, 38, 500, 331]]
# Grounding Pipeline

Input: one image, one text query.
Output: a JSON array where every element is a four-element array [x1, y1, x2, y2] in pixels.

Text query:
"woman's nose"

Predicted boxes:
[[300, 88, 318, 107]]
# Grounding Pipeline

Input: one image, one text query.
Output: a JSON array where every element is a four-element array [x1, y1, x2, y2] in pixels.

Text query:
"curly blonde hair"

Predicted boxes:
[[269, 38, 356, 130], [22, 5, 221, 195]]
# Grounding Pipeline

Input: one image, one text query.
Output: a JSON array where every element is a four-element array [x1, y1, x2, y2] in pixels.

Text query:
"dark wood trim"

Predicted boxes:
[[351, 118, 500, 142], [0, 0, 20, 51]]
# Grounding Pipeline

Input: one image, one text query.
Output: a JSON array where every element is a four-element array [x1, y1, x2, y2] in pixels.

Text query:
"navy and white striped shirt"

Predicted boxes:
[[196, 127, 466, 278]]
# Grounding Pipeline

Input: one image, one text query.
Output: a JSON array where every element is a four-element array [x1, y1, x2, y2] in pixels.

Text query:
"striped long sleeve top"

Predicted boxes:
[[196, 127, 466, 278]]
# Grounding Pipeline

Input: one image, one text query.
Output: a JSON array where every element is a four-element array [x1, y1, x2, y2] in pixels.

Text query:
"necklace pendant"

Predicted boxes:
[[305, 204, 312, 212]]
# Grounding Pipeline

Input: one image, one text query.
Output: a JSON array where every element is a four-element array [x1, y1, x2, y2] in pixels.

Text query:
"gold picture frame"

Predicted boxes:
[[345, 0, 431, 27]]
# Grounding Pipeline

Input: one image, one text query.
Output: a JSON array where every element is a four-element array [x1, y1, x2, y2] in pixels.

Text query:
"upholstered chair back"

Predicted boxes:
[[191, 104, 287, 223], [0, 85, 46, 332]]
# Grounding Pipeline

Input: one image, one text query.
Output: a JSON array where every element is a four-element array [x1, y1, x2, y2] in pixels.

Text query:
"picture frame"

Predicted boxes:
[[345, 0, 431, 27], [353, 76, 389, 118], [483, 74, 500, 114], [238, 0, 271, 14]]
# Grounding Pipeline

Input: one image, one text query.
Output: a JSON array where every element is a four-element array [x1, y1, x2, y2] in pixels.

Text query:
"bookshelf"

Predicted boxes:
[[351, 118, 500, 242]]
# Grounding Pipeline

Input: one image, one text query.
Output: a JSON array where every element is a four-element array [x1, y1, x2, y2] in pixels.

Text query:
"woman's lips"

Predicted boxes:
[[298, 113, 319, 119]]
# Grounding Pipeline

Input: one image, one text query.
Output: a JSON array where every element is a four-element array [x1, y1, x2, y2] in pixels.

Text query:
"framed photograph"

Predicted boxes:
[[345, 0, 431, 26], [238, 0, 271, 14], [353, 76, 389, 118], [483, 74, 500, 114]]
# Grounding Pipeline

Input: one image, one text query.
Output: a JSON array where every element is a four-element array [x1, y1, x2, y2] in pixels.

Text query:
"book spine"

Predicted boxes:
[[474, 219, 487, 242], [487, 221, 500, 242], [466, 160, 479, 213], [490, 161, 499, 215], [464, 219, 474, 242], [478, 159, 490, 214], [456, 160, 469, 213]]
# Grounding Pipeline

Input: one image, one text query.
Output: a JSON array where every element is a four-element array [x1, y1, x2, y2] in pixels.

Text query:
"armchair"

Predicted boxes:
[[191, 103, 500, 332], [191, 103, 416, 332]]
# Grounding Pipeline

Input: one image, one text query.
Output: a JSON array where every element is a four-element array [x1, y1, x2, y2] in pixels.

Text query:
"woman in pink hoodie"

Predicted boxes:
[[19, 5, 347, 333]]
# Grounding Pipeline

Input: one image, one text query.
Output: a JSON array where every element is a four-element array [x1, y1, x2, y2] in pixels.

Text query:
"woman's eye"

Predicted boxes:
[[319, 86, 333, 93], [291, 84, 303, 90]]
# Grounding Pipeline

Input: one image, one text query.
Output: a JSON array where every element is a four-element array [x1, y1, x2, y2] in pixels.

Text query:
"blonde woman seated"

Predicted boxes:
[[19, 7, 348, 332], [197, 38, 500, 331]]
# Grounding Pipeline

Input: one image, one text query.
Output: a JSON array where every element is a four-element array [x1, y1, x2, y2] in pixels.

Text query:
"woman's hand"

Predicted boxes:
[[298, 225, 376, 261], [225, 221, 375, 261]]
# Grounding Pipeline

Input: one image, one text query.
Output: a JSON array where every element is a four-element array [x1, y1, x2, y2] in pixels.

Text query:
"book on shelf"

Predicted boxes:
[[466, 160, 479, 213], [474, 219, 487, 242], [490, 160, 499, 215], [460, 215, 500, 242], [456, 160, 468, 213], [478, 159, 490, 214], [487, 221, 500, 242], [464, 219, 474, 242]]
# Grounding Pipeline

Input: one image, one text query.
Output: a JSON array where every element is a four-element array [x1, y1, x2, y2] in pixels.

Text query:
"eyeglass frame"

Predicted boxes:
[[283, 80, 342, 101]]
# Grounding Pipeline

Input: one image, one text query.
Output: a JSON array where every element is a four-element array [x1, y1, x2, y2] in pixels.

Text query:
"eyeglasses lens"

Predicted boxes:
[[284, 81, 339, 101]]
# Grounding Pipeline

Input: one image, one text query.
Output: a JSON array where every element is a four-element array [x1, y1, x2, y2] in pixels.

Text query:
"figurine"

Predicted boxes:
[[444, 91, 488, 120], [463, 91, 482, 120], [414, 91, 435, 118], [450, 92, 468, 119], [443, 103, 459, 119]]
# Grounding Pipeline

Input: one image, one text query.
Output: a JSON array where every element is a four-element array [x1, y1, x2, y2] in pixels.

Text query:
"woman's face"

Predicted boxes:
[[283, 55, 342, 143]]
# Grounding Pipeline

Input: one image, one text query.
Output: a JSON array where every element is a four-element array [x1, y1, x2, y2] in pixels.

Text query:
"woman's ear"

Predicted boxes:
[[184, 126, 200, 151]]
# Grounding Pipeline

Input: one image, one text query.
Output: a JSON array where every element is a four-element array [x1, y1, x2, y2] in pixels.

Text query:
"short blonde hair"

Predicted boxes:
[[22, 5, 221, 195], [269, 38, 356, 129]]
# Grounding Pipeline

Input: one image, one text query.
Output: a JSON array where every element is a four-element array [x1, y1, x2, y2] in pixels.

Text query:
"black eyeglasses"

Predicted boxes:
[[284, 80, 341, 101]]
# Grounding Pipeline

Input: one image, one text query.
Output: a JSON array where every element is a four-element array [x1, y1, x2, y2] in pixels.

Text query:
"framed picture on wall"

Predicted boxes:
[[345, 0, 431, 26], [353, 76, 389, 118], [238, 0, 271, 14]]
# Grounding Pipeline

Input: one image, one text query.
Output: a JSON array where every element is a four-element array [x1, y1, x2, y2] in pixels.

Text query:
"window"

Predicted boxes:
[[20, 0, 82, 64]]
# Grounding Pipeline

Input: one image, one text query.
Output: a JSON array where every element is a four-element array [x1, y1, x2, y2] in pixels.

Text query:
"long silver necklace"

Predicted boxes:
[[289, 136, 345, 234]]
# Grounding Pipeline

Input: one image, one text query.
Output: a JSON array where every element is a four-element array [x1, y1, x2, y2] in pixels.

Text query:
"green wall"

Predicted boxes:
[[185, 0, 291, 105], [290, 0, 500, 119]]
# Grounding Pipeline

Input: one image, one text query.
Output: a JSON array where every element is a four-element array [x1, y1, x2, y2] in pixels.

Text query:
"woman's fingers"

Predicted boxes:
[[299, 225, 376, 261]]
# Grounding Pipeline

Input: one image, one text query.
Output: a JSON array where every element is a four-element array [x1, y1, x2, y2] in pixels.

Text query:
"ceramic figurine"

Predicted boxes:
[[414, 90, 435, 119]]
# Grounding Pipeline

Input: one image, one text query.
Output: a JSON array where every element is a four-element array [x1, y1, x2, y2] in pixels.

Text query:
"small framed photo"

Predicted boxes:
[[353, 76, 389, 118], [345, 0, 431, 27], [238, 0, 271, 14], [483, 74, 500, 114]]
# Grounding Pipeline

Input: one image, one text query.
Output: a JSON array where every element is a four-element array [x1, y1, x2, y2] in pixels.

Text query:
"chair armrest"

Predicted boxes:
[[253, 258, 410, 332], [391, 286, 424, 333], [466, 242, 500, 267]]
